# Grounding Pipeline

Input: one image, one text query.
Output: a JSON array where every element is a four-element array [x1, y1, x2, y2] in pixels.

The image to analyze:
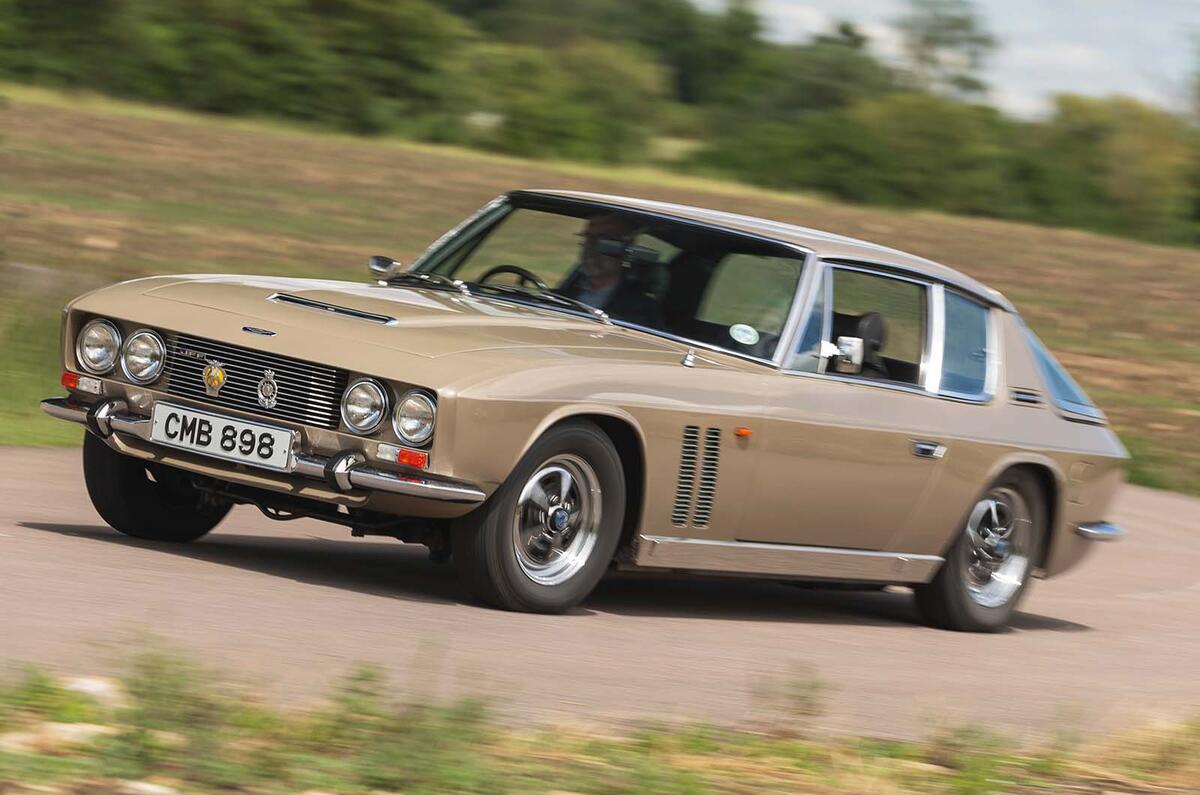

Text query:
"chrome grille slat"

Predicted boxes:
[[671, 426, 700, 527], [166, 341, 343, 384], [160, 333, 349, 429], [693, 428, 721, 527]]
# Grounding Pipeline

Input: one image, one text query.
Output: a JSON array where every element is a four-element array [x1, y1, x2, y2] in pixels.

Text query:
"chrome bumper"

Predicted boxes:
[[40, 397, 486, 505], [1075, 521, 1125, 542]]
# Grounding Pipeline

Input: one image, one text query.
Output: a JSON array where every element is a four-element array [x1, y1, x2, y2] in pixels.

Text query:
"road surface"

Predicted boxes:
[[2, 446, 1197, 739]]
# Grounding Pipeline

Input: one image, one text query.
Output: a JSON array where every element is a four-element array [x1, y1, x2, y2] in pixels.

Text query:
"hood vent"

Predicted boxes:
[[268, 293, 396, 325]]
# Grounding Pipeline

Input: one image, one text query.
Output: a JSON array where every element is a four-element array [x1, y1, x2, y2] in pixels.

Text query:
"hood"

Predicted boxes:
[[128, 274, 684, 360]]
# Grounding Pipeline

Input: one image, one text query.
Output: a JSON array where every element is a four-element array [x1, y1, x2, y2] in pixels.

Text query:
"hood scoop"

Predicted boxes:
[[268, 292, 396, 325]]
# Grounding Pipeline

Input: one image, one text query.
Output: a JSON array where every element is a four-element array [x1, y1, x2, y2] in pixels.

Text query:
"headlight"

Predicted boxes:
[[393, 390, 436, 445], [75, 319, 122, 375], [121, 329, 165, 384], [341, 378, 387, 434]]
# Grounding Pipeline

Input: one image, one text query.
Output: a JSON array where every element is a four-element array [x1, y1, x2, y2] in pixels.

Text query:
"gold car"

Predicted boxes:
[[42, 190, 1127, 631]]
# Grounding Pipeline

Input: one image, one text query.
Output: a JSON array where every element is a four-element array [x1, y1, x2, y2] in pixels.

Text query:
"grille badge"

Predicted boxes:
[[256, 370, 279, 409], [242, 326, 276, 336], [202, 362, 227, 396]]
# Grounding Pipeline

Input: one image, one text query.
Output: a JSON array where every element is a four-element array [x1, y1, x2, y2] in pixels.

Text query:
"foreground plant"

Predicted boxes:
[[0, 648, 1196, 794]]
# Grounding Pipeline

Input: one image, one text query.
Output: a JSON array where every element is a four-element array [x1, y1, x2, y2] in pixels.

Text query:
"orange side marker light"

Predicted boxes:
[[735, 427, 753, 438]]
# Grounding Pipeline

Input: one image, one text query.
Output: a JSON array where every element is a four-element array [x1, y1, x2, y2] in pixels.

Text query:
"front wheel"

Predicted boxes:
[[83, 431, 231, 542], [914, 470, 1045, 632], [452, 420, 625, 613]]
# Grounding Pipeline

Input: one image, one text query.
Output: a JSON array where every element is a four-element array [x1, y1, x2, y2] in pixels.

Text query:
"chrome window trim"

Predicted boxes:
[[782, 261, 933, 391], [779, 260, 998, 405], [770, 250, 819, 368], [923, 284, 945, 392], [935, 289, 999, 403]]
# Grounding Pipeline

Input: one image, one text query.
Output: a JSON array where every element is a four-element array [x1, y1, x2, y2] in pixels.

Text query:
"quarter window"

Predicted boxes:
[[817, 268, 927, 385], [1022, 325, 1103, 420], [940, 291, 990, 397]]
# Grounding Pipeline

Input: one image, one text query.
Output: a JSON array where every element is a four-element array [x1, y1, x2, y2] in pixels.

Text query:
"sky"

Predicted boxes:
[[695, 0, 1199, 117]]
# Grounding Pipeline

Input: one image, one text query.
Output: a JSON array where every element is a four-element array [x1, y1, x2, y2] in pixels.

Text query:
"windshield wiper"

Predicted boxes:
[[387, 271, 471, 295], [467, 283, 611, 324]]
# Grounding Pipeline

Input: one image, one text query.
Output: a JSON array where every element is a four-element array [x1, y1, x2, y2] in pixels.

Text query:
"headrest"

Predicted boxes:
[[856, 311, 887, 354]]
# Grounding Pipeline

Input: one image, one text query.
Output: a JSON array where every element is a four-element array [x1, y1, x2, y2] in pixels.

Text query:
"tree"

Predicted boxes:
[[897, 0, 996, 99]]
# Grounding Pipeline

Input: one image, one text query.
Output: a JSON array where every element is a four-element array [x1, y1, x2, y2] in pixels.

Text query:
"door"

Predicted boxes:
[[744, 264, 949, 551]]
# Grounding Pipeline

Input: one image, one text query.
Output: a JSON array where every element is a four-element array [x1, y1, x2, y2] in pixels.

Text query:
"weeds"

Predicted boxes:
[[0, 645, 1197, 793]]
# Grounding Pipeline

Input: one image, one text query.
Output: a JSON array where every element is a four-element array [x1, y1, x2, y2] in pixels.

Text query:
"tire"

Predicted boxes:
[[83, 431, 231, 542], [452, 420, 625, 613], [914, 469, 1046, 632]]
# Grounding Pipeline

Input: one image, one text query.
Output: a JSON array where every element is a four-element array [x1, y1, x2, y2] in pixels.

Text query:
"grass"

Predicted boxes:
[[1, 646, 1197, 794], [2, 83, 1199, 492]]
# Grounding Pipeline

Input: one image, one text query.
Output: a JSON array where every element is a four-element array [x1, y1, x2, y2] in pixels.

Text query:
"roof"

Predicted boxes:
[[518, 189, 1013, 312]]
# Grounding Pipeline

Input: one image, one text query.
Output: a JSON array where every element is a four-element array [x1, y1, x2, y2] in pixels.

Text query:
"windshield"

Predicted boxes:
[[420, 200, 806, 361]]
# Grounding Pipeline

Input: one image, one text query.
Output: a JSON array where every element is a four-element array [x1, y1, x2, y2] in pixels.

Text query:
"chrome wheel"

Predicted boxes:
[[962, 487, 1032, 608], [511, 454, 601, 586]]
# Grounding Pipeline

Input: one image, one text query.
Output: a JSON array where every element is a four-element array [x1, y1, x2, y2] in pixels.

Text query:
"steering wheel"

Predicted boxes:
[[476, 264, 549, 291]]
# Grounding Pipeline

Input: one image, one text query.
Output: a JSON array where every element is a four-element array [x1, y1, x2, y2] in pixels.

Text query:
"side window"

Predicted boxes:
[[696, 253, 804, 348], [828, 268, 926, 385], [1022, 326, 1103, 419], [940, 292, 990, 397]]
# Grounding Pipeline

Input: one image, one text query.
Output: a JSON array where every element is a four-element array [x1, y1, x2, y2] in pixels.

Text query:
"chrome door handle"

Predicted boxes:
[[911, 440, 947, 459]]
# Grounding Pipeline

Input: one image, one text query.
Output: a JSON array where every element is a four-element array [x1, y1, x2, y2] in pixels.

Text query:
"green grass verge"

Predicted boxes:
[[2, 646, 1197, 794]]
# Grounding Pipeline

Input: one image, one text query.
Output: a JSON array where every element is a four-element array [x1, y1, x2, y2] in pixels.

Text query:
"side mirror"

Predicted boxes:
[[833, 336, 864, 374], [369, 255, 402, 279]]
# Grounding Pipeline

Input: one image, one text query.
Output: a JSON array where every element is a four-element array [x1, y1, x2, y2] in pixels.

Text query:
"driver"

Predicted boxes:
[[562, 214, 663, 328]]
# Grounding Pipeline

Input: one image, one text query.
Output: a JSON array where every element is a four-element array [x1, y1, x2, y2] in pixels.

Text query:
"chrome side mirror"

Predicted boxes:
[[369, 255, 402, 279], [833, 336, 864, 374]]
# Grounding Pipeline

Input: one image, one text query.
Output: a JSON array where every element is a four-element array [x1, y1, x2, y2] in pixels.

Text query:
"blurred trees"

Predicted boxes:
[[0, 0, 1197, 245]]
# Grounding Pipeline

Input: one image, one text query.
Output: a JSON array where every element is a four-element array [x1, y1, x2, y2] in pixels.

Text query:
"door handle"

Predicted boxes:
[[911, 440, 947, 459]]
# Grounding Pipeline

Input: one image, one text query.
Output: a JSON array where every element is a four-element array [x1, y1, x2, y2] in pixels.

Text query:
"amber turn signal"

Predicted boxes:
[[735, 427, 753, 438]]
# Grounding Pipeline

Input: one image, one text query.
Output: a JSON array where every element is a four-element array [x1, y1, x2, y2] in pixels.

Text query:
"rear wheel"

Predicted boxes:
[[452, 420, 625, 613], [915, 470, 1045, 632], [83, 431, 231, 542]]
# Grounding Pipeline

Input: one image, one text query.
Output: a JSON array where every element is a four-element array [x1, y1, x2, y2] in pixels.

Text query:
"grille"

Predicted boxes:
[[671, 426, 700, 527], [693, 427, 721, 527], [162, 333, 349, 429]]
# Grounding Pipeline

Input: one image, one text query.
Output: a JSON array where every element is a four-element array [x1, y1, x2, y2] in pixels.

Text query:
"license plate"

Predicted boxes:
[[150, 402, 294, 472]]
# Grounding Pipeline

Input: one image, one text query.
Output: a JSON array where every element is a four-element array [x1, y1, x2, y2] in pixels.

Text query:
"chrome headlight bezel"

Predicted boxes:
[[120, 329, 166, 384], [392, 390, 437, 446], [75, 318, 122, 375], [340, 378, 388, 435]]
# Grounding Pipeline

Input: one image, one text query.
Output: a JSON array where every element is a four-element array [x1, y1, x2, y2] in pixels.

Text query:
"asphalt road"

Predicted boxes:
[[2, 446, 1197, 740]]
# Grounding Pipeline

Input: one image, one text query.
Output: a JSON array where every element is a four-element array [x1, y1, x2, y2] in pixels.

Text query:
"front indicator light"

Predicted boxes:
[[62, 371, 102, 395], [376, 443, 429, 469]]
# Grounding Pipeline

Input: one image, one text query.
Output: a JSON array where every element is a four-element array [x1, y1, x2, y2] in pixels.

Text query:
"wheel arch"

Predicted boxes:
[[981, 454, 1064, 571], [520, 406, 647, 557]]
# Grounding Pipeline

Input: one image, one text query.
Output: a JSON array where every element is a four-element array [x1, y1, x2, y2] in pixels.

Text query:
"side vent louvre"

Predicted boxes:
[[693, 427, 721, 527], [1011, 388, 1044, 406], [671, 426, 700, 527], [670, 425, 722, 529]]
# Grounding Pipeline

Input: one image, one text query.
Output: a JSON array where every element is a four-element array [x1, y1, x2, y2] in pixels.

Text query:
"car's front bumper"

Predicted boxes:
[[41, 396, 486, 505]]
